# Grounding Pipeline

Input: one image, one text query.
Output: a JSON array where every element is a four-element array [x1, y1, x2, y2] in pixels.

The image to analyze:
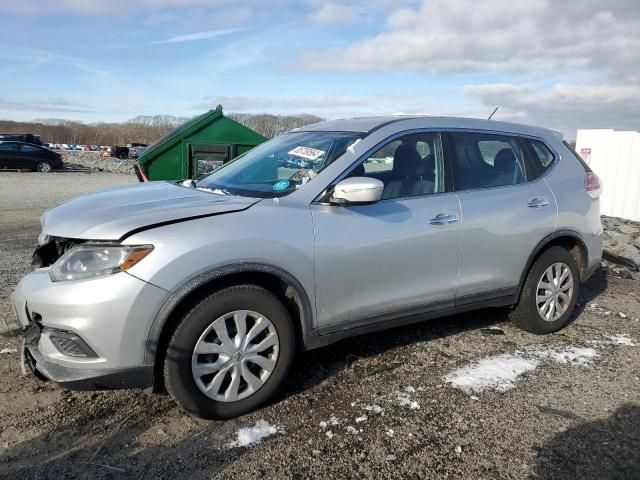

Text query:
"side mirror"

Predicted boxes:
[[330, 177, 384, 205]]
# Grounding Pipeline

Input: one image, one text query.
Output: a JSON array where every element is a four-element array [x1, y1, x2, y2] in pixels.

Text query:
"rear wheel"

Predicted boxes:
[[36, 161, 52, 173], [164, 285, 294, 419], [509, 246, 580, 334], [119, 151, 128, 160]]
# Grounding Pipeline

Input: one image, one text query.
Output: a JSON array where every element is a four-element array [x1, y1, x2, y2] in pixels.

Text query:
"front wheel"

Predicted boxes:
[[509, 246, 581, 334], [164, 285, 295, 419]]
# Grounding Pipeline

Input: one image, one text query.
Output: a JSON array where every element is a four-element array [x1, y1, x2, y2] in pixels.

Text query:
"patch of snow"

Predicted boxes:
[[227, 420, 284, 448], [444, 353, 539, 394], [592, 334, 637, 346], [444, 345, 600, 394], [355, 415, 367, 423], [325, 430, 334, 439], [319, 421, 328, 429], [618, 312, 628, 319], [0, 348, 17, 355], [328, 415, 341, 426], [385, 429, 395, 437], [395, 391, 420, 410], [455, 445, 463, 454], [346, 426, 358, 435], [404, 386, 416, 393], [364, 404, 384, 415], [529, 346, 598, 365]]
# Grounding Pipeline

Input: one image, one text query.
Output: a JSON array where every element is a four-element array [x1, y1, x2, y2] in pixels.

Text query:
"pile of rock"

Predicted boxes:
[[601, 215, 640, 280], [60, 151, 136, 175]]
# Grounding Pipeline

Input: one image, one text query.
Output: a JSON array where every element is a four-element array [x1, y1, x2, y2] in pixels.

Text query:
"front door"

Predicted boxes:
[[312, 131, 461, 329]]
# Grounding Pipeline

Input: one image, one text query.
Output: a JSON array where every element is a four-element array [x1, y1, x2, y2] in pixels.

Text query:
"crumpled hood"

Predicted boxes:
[[42, 181, 260, 240]]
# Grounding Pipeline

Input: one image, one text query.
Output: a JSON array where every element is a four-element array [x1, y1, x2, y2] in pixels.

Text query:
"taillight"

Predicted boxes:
[[585, 171, 602, 199]]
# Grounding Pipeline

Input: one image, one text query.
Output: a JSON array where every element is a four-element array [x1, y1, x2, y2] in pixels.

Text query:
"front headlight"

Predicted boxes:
[[50, 244, 153, 282]]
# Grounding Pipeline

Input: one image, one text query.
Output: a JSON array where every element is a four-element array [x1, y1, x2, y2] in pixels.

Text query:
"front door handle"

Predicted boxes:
[[430, 213, 459, 225], [527, 197, 549, 208]]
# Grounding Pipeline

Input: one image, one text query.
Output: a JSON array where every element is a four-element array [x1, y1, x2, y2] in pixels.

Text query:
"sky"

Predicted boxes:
[[1, 0, 639, 139]]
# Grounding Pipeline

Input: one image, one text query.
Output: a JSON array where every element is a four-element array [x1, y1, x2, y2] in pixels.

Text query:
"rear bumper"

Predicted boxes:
[[583, 230, 603, 282]]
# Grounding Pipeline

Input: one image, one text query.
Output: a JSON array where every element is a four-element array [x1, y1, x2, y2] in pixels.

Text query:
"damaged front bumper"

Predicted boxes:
[[6, 267, 167, 391]]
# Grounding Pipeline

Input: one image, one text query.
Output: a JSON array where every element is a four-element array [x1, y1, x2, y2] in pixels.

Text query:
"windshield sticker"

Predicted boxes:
[[289, 169, 306, 181], [288, 146, 325, 161], [272, 180, 290, 191]]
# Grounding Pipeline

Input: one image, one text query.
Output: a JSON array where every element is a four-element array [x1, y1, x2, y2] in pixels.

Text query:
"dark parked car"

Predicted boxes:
[[0, 141, 63, 172], [0, 133, 42, 145], [111, 146, 130, 159]]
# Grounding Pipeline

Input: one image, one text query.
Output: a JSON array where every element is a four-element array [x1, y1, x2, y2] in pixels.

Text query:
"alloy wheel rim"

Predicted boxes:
[[38, 162, 51, 172], [535, 262, 574, 322], [191, 310, 279, 402]]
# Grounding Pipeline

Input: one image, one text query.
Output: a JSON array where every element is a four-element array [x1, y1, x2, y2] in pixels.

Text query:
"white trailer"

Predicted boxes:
[[575, 129, 640, 221]]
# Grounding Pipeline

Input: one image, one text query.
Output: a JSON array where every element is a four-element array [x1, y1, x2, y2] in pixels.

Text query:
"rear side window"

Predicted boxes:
[[522, 139, 556, 180], [0, 142, 19, 151], [449, 132, 526, 190]]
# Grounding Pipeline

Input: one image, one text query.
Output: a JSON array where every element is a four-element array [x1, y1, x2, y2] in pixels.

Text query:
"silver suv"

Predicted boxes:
[[6, 117, 603, 419]]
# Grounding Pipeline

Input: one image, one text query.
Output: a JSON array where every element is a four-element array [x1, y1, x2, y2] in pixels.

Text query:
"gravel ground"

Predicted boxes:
[[0, 172, 639, 479], [60, 151, 138, 175]]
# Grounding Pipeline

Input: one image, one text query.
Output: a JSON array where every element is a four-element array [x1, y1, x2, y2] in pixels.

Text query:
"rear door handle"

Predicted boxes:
[[527, 197, 549, 208], [430, 213, 459, 225]]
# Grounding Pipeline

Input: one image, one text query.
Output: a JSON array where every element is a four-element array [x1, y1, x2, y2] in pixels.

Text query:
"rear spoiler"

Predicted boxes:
[[133, 164, 148, 182]]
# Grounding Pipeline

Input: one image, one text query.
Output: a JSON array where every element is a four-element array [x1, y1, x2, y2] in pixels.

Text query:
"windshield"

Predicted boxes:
[[195, 131, 363, 198]]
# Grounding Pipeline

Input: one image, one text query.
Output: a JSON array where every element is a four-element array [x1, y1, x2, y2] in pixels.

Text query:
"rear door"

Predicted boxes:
[[0, 142, 20, 168], [447, 131, 557, 302]]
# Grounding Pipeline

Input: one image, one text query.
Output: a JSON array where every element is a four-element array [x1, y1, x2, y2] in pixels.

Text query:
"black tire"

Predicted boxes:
[[164, 284, 295, 419], [119, 151, 128, 160], [36, 161, 52, 173], [509, 246, 581, 334]]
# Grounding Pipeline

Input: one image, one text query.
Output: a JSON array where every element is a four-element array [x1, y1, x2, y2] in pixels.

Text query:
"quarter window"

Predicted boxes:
[[523, 139, 556, 180], [450, 132, 526, 190], [347, 132, 445, 200]]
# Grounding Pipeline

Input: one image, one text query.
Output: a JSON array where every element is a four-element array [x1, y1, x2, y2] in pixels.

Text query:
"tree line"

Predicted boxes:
[[0, 112, 323, 146]]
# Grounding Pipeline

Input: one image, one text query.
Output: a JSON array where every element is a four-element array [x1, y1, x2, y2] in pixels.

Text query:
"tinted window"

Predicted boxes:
[[523, 139, 555, 180], [450, 132, 526, 190], [20, 144, 40, 152], [347, 132, 445, 199], [0, 142, 18, 152]]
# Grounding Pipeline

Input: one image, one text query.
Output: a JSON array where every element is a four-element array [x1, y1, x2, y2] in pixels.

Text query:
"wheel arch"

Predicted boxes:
[[146, 263, 314, 391], [516, 230, 589, 301]]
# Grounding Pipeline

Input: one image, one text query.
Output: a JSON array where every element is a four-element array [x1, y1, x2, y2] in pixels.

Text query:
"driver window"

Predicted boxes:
[[348, 132, 445, 200]]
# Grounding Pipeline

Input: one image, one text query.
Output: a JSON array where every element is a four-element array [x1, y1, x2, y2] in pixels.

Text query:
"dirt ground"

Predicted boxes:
[[0, 172, 638, 479]]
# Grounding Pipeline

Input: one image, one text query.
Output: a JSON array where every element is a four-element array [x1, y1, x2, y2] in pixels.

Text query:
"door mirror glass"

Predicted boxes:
[[331, 177, 384, 205]]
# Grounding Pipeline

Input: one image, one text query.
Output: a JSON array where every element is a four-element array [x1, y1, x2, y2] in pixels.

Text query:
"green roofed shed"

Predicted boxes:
[[137, 105, 267, 181]]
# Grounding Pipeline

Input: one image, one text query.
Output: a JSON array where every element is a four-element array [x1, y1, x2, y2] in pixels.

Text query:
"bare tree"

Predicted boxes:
[[0, 113, 323, 146]]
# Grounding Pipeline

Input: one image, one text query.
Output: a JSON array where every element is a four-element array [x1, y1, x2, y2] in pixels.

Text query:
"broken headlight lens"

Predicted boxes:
[[49, 245, 153, 282]]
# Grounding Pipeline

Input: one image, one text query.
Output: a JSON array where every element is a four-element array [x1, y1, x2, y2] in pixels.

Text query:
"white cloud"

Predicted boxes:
[[298, 0, 640, 80], [308, 4, 359, 26], [464, 82, 640, 137], [152, 27, 246, 44]]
